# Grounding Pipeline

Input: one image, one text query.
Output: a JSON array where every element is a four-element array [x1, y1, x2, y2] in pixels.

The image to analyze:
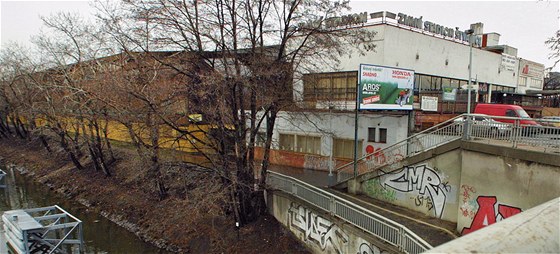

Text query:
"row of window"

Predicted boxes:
[[278, 133, 366, 159], [519, 77, 543, 88], [276, 128, 386, 159], [303, 71, 518, 101]]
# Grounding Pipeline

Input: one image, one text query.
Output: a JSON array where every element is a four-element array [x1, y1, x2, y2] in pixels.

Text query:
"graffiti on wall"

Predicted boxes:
[[377, 164, 450, 218], [365, 145, 404, 165], [303, 155, 332, 170], [364, 178, 397, 202], [461, 196, 522, 235], [357, 240, 389, 254], [288, 202, 349, 253], [411, 195, 435, 212], [459, 184, 478, 219]]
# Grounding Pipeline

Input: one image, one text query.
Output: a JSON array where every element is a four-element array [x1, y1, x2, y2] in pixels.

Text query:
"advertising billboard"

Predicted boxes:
[[359, 64, 415, 110]]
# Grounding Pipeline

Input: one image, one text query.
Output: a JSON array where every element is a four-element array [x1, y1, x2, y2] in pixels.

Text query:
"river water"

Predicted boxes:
[[0, 163, 170, 254]]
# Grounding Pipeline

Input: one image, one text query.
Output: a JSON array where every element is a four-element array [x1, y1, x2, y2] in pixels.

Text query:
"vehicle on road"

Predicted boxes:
[[474, 104, 539, 126], [541, 116, 560, 127], [453, 114, 512, 136]]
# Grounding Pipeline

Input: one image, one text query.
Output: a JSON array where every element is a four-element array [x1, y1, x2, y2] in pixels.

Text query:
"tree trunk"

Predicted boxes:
[[260, 106, 277, 187]]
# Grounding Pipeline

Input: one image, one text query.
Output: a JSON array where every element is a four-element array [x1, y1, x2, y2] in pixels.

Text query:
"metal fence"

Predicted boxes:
[[337, 114, 560, 183], [267, 171, 432, 254]]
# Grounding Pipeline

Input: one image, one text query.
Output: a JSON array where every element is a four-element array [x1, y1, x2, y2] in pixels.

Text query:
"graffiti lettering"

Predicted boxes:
[[357, 242, 389, 254], [379, 165, 448, 218], [461, 196, 522, 235], [288, 202, 349, 253], [412, 195, 434, 212]]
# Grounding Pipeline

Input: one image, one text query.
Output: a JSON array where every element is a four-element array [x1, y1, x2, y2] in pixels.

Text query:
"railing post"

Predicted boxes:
[[329, 196, 336, 215], [462, 115, 471, 141], [398, 227, 405, 252], [512, 119, 520, 148]]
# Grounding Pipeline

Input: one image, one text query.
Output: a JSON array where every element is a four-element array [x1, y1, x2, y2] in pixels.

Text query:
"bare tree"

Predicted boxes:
[[93, 0, 375, 224], [547, 30, 560, 69]]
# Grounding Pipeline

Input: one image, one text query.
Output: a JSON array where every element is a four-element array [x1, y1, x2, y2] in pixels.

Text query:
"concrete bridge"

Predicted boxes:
[[266, 114, 560, 253]]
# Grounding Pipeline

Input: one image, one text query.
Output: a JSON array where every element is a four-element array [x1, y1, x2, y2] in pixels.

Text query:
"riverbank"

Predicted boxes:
[[0, 138, 309, 253]]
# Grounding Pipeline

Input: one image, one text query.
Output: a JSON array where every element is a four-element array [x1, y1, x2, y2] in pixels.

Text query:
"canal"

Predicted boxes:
[[0, 163, 170, 254]]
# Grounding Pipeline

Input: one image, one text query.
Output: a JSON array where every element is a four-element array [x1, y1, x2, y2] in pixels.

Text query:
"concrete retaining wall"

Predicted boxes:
[[356, 142, 560, 235], [457, 149, 560, 234], [268, 191, 397, 254]]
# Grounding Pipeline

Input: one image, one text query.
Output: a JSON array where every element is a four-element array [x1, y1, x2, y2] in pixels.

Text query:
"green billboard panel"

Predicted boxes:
[[359, 64, 415, 110]]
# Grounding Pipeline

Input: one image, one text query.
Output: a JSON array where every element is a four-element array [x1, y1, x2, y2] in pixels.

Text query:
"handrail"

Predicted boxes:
[[336, 113, 560, 184], [336, 114, 466, 183], [267, 171, 432, 253], [336, 114, 466, 172]]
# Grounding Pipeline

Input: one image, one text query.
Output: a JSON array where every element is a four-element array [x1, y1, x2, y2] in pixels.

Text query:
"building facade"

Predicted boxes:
[[264, 10, 547, 170]]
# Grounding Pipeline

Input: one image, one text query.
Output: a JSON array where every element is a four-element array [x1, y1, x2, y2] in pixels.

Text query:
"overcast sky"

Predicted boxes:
[[1, 0, 559, 71]]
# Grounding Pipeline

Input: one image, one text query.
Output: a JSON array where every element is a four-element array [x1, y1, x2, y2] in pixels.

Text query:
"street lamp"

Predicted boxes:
[[466, 29, 474, 114]]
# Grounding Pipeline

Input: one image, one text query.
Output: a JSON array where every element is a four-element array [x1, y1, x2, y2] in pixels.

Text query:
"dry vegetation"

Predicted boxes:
[[0, 137, 309, 253]]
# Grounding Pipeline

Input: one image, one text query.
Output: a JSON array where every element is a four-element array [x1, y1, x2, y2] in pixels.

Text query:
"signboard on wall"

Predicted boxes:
[[442, 87, 457, 101], [519, 59, 545, 79], [501, 54, 517, 72], [421, 96, 438, 111], [359, 64, 415, 110]]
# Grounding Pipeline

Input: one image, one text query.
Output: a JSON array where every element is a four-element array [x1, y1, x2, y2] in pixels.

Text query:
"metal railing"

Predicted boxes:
[[337, 114, 560, 183], [267, 171, 433, 253], [337, 115, 465, 183], [3, 205, 83, 254]]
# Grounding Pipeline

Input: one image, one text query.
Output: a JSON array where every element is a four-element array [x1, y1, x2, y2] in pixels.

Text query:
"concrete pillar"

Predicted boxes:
[[348, 179, 361, 195]]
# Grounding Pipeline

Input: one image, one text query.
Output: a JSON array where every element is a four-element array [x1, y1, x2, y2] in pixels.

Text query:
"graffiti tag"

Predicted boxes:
[[379, 165, 448, 218], [461, 196, 522, 235], [459, 184, 478, 218], [357, 242, 389, 254], [288, 202, 349, 253]]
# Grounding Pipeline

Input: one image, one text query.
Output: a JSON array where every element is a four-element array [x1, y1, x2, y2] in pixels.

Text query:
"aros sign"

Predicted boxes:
[[359, 64, 415, 110]]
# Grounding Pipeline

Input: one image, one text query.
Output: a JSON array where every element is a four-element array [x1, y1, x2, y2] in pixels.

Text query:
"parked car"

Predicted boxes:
[[541, 116, 560, 127], [453, 114, 512, 136]]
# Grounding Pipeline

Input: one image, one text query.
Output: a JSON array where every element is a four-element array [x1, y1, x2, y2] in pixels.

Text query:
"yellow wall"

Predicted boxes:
[[30, 116, 214, 154]]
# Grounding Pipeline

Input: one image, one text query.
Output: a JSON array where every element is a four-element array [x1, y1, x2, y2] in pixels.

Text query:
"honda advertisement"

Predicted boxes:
[[359, 64, 415, 110]]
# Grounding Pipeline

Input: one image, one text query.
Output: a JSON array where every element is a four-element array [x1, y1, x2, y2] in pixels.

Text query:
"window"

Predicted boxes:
[[520, 77, 527, 87], [431, 77, 442, 90], [303, 71, 358, 101], [368, 128, 376, 142], [279, 133, 321, 155], [333, 138, 363, 159], [279, 134, 295, 151], [441, 78, 451, 89], [379, 128, 387, 143], [505, 109, 517, 117], [368, 128, 387, 143], [420, 75, 432, 91], [450, 79, 460, 89]]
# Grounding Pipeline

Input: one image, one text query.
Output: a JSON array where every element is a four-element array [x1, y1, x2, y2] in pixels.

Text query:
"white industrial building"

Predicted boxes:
[[262, 11, 546, 169]]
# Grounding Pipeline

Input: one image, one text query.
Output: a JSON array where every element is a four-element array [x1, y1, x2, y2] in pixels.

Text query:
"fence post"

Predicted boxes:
[[462, 115, 471, 141], [512, 119, 520, 148], [330, 196, 336, 215], [398, 227, 405, 252]]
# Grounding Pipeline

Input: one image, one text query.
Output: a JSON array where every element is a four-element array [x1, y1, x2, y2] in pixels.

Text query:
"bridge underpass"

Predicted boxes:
[[267, 114, 560, 253]]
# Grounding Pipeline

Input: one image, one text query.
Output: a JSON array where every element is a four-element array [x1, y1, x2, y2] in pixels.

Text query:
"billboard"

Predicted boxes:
[[359, 64, 415, 110]]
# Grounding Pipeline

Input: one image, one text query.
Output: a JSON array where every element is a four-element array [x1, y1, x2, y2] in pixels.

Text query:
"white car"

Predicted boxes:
[[453, 114, 512, 136]]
